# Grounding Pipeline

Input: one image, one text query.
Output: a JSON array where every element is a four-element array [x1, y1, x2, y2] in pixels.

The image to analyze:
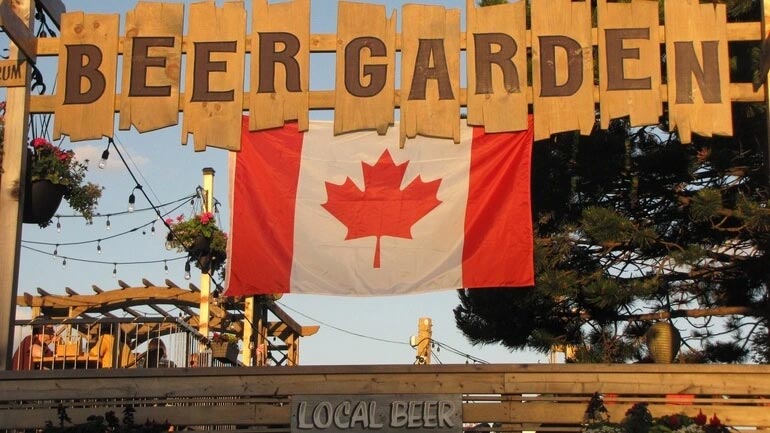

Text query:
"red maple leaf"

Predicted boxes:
[[322, 150, 442, 268]]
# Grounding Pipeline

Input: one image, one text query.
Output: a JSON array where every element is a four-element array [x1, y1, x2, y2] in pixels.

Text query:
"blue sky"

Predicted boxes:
[[11, 0, 546, 365]]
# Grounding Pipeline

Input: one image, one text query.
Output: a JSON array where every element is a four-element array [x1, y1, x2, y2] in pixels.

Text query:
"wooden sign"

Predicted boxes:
[[53, 12, 119, 141], [0, 60, 26, 87], [250, 0, 310, 133], [334, 1, 395, 136], [531, 0, 594, 141], [181, 1, 245, 151], [465, 0, 528, 133], [2, 0, 748, 147], [400, 5, 461, 147], [665, 0, 732, 142], [597, 0, 662, 129], [118, 2, 183, 133], [291, 394, 462, 433]]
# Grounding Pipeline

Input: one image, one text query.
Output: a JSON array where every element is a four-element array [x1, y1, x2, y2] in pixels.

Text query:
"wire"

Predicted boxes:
[[430, 339, 489, 364], [53, 194, 195, 219], [22, 245, 187, 266], [276, 301, 409, 346], [113, 134, 164, 205], [22, 196, 193, 247]]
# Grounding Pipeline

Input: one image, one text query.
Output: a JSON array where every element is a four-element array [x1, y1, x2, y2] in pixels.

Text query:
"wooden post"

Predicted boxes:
[[198, 168, 215, 349], [416, 317, 432, 365], [256, 303, 268, 366], [242, 296, 255, 366], [763, 0, 770, 185], [0, 0, 33, 371]]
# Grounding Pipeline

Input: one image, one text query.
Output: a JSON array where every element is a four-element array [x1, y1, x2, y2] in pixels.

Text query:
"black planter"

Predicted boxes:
[[23, 180, 66, 225]]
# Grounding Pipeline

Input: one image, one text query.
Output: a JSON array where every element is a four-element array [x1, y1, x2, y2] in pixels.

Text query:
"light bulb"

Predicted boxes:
[[165, 233, 174, 250], [112, 263, 117, 278], [99, 148, 109, 169], [151, 223, 156, 235], [53, 245, 59, 257], [96, 240, 102, 254], [62, 258, 66, 268], [184, 261, 191, 280], [128, 193, 135, 212], [164, 260, 169, 274], [106, 216, 111, 231], [56, 218, 61, 233]]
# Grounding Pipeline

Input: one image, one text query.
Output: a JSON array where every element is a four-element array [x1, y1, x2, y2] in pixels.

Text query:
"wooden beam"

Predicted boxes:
[[36, 0, 65, 29], [0, 0, 36, 62]]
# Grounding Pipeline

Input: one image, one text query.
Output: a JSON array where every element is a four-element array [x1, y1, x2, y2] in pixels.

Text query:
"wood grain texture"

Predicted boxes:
[[119, 2, 183, 133], [181, 1, 245, 151], [665, 0, 733, 142], [53, 12, 119, 141]]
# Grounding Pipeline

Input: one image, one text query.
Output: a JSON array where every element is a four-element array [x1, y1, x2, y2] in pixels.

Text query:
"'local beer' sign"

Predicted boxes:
[[291, 394, 462, 433], [16, 0, 739, 149]]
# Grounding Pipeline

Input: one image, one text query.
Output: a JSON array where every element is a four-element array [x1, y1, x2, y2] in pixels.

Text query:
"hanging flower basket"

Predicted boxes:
[[24, 138, 102, 227], [23, 179, 66, 224], [210, 341, 238, 364], [165, 212, 228, 273], [646, 321, 681, 363]]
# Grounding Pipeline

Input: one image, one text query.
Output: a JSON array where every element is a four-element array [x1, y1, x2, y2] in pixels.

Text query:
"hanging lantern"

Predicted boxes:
[[646, 321, 681, 363]]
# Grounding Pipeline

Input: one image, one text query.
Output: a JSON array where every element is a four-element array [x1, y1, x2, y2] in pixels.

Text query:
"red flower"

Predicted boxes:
[[32, 137, 50, 148], [695, 410, 707, 426], [164, 218, 174, 225], [709, 414, 721, 427], [199, 212, 214, 224], [176, 214, 185, 222]]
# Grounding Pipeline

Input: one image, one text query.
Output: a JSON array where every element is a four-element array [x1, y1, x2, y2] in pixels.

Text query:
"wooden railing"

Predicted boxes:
[[1, 364, 769, 432]]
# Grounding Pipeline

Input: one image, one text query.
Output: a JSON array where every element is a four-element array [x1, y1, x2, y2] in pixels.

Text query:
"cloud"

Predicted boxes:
[[72, 143, 149, 172]]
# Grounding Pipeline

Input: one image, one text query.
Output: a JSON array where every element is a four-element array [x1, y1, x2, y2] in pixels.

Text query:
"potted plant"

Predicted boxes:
[[25, 137, 102, 227], [164, 212, 227, 274], [584, 395, 730, 433], [209, 332, 239, 364]]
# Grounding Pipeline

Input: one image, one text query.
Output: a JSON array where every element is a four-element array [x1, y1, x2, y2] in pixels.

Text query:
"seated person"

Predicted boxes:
[[140, 338, 175, 368], [87, 323, 134, 368], [12, 325, 56, 370]]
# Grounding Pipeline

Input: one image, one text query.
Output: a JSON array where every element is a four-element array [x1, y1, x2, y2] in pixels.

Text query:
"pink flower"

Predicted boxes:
[[164, 218, 174, 225], [32, 137, 49, 148], [199, 212, 214, 224], [176, 214, 185, 222]]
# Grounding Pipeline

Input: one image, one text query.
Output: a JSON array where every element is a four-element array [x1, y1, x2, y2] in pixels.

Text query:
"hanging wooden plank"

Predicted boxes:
[[400, 4, 461, 146], [597, 0, 662, 129], [119, 2, 183, 133], [665, 0, 732, 143], [465, 0, 527, 132], [531, 0, 594, 141], [53, 12, 119, 141], [249, 0, 310, 132], [181, 1, 245, 151], [334, 1, 396, 135], [0, 60, 26, 87]]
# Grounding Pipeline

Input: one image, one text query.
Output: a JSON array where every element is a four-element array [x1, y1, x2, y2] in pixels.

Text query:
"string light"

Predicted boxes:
[[164, 260, 169, 274], [53, 244, 58, 257], [106, 215, 111, 230], [128, 192, 136, 212], [112, 263, 117, 278], [184, 260, 191, 280], [61, 258, 66, 268], [98, 141, 110, 169], [96, 240, 102, 254], [165, 233, 174, 251], [151, 222, 156, 235], [128, 185, 142, 212], [56, 217, 61, 233]]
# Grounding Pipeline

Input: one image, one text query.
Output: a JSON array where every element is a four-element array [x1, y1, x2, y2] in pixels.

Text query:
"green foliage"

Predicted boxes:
[[28, 138, 102, 225], [165, 212, 228, 273], [44, 405, 169, 433]]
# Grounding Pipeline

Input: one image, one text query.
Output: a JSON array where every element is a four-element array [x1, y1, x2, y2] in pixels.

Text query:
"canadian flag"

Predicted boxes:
[[225, 117, 534, 296]]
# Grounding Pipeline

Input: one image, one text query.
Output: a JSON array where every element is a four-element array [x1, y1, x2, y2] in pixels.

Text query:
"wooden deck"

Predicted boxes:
[[1, 363, 769, 432]]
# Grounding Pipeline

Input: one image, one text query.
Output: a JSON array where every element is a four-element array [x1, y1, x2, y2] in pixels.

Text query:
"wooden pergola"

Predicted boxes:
[[15, 278, 319, 366]]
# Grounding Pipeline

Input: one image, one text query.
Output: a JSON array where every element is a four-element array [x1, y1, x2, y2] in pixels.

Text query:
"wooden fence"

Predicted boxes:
[[1, 364, 769, 432]]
